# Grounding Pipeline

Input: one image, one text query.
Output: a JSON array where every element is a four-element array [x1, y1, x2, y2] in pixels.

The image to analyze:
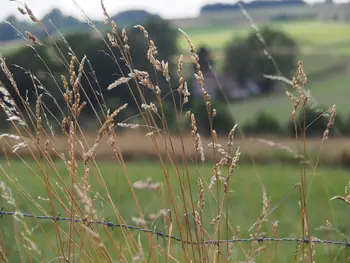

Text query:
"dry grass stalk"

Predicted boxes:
[[77, 101, 87, 116], [82, 166, 91, 196], [177, 55, 183, 80], [25, 31, 41, 45], [110, 20, 118, 36], [225, 147, 241, 193], [12, 141, 29, 153], [70, 55, 87, 116], [148, 209, 167, 221], [292, 95, 302, 122], [116, 123, 140, 129], [121, 28, 128, 44], [322, 105, 336, 141], [43, 139, 49, 157], [0, 180, 41, 257], [210, 215, 221, 225], [208, 129, 240, 191], [82, 225, 101, 243], [84, 103, 127, 163], [68, 121, 77, 179], [131, 217, 147, 227], [61, 116, 71, 136], [192, 211, 201, 228], [24, 4, 38, 22], [107, 32, 119, 48], [303, 90, 309, 106], [134, 25, 170, 81], [293, 61, 307, 90], [132, 235, 144, 262], [35, 94, 43, 147], [180, 29, 211, 107], [0, 243, 7, 263], [17, 7, 27, 15], [190, 114, 205, 162], [271, 221, 279, 236], [100, 0, 110, 26], [107, 77, 131, 90], [74, 184, 97, 219], [331, 181, 350, 206], [286, 90, 297, 101], [141, 102, 158, 114], [0, 59, 27, 126], [176, 55, 190, 104], [251, 138, 298, 158], [121, 28, 130, 51], [250, 190, 269, 239], [211, 130, 217, 143], [197, 178, 205, 211], [129, 70, 154, 91], [0, 134, 21, 141], [69, 56, 77, 86], [330, 195, 350, 206], [132, 177, 161, 191], [0, 80, 25, 126]]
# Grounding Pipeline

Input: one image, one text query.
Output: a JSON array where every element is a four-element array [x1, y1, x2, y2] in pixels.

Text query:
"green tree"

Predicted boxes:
[[243, 112, 284, 136], [223, 27, 298, 93], [194, 46, 215, 74], [0, 16, 179, 118], [125, 15, 178, 76], [190, 99, 236, 136], [287, 106, 327, 138]]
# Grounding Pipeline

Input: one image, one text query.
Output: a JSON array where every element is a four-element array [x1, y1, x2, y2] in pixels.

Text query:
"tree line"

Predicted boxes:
[[0, 15, 300, 135]]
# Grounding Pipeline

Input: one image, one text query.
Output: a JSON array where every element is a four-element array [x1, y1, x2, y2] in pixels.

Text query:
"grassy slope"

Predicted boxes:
[[0, 39, 26, 55], [1, 160, 349, 262], [178, 21, 350, 51], [230, 71, 350, 124], [177, 20, 350, 124], [178, 20, 350, 75]]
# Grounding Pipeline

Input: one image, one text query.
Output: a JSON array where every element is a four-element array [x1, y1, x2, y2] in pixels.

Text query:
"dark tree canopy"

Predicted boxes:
[[195, 46, 215, 74], [0, 15, 179, 118], [223, 26, 298, 93], [201, 0, 306, 13]]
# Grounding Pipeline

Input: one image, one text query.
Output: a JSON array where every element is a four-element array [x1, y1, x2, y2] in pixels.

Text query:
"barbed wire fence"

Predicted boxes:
[[0, 208, 349, 247]]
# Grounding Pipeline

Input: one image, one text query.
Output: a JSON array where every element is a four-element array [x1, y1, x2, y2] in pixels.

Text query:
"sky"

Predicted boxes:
[[0, 0, 347, 22]]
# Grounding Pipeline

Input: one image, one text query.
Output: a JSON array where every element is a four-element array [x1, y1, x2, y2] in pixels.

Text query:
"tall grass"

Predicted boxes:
[[0, 2, 348, 263]]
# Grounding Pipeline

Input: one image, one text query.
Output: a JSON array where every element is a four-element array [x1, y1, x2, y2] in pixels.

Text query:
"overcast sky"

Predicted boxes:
[[0, 0, 346, 22]]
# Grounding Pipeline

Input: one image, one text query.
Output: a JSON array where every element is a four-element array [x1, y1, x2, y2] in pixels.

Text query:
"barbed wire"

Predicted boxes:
[[0, 208, 349, 247]]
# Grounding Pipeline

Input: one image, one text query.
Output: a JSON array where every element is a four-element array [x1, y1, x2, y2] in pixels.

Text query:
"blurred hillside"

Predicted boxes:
[[1, 1, 350, 137], [1, 1, 350, 44]]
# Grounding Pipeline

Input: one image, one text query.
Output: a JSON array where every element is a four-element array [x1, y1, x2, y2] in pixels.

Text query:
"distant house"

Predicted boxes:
[[192, 71, 261, 100], [192, 47, 262, 100]]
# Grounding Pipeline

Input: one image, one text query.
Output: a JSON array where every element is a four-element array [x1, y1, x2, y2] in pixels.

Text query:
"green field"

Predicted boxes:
[[0, 39, 25, 56], [230, 71, 350, 125], [1, 160, 349, 262], [178, 21, 350, 51], [178, 20, 350, 75]]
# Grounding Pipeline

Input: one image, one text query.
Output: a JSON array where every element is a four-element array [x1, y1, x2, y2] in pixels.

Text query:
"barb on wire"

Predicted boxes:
[[0, 209, 349, 247]]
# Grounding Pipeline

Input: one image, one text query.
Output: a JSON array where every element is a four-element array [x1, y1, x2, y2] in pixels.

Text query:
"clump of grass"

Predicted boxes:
[[0, 2, 348, 263]]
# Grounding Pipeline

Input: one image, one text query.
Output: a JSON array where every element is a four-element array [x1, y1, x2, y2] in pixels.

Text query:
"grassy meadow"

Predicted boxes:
[[0, 3, 349, 263], [230, 71, 350, 125], [177, 21, 350, 51], [1, 159, 349, 262]]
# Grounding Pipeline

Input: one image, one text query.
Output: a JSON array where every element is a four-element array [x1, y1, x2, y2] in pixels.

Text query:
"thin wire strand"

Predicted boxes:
[[0, 209, 349, 247]]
